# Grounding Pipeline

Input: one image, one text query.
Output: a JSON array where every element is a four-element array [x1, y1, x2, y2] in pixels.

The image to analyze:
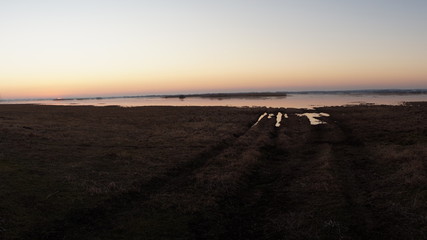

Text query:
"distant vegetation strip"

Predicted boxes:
[[1, 89, 426, 102], [163, 89, 427, 99], [163, 92, 288, 99]]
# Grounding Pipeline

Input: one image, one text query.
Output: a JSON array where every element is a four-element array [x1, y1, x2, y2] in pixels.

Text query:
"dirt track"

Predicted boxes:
[[1, 103, 426, 239]]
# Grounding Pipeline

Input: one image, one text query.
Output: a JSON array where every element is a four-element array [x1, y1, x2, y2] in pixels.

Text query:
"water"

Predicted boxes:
[[296, 113, 330, 125], [253, 111, 328, 128], [275, 112, 283, 127], [252, 113, 268, 127], [2, 93, 427, 108]]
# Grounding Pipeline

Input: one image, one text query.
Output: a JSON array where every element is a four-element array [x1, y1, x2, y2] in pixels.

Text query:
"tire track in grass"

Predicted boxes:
[[283, 112, 376, 239], [27, 112, 264, 240], [189, 112, 314, 239], [259, 113, 328, 240], [249, 113, 372, 240], [190, 115, 280, 239], [327, 123, 376, 239], [146, 113, 281, 239], [325, 115, 416, 239], [308, 119, 376, 239]]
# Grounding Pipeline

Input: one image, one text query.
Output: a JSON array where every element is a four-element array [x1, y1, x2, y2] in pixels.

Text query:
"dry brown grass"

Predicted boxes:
[[0, 105, 263, 239], [1, 103, 427, 239]]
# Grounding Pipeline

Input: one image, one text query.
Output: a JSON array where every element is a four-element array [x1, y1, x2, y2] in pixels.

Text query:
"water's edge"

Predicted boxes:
[[1, 94, 427, 109]]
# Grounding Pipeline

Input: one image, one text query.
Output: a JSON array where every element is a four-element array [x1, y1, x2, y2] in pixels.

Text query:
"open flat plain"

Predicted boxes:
[[1, 103, 426, 239]]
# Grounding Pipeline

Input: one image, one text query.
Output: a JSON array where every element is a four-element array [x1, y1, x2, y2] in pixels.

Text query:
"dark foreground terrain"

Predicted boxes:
[[0, 103, 426, 239]]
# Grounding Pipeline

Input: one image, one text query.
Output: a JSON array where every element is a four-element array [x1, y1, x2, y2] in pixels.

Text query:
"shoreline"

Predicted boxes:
[[1, 93, 427, 109]]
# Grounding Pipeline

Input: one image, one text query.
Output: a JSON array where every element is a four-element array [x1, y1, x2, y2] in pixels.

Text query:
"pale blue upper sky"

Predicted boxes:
[[1, 0, 426, 98]]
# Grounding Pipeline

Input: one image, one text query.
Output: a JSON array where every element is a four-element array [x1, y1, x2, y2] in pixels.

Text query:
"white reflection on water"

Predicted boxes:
[[254, 112, 287, 128], [2, 94, 427, 108], [253, 113, 268, 127], [275, 112, 283, 127], [297, 113, 330, 125]]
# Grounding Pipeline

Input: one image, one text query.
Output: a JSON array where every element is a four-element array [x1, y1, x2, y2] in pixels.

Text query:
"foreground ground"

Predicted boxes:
[[0, 103, 426, 239]]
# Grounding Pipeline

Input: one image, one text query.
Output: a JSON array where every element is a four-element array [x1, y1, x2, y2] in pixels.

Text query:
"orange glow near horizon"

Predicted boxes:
[[1, 1, 426, 99], [3, 71, 426, 99]]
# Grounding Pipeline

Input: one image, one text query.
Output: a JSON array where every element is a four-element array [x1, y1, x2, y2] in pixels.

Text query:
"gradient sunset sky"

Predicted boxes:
[[1, 0, 426, 99]]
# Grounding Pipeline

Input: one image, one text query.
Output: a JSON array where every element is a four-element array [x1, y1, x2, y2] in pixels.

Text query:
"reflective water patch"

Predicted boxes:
[[252, 112, 268, 127], [296, 113, 330, 125], [275, 112, 283, 127], [253, 112, 291, 128]]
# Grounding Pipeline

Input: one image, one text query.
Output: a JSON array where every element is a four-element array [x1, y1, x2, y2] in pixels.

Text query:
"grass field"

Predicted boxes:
[[1, 103, 426, 239]]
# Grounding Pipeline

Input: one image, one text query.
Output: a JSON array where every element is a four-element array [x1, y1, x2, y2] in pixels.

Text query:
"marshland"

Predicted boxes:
[[1, 102, 426, 239]]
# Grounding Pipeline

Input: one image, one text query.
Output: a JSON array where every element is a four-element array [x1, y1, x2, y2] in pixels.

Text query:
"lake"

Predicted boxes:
[[2, 93, 427, 108]]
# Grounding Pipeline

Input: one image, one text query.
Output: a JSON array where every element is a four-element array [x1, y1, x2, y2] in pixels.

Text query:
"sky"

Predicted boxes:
[[1, 0, 426, 99]]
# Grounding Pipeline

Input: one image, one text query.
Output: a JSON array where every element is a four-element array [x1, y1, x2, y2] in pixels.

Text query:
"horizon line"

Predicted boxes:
[[1, 88, 427, 102]]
